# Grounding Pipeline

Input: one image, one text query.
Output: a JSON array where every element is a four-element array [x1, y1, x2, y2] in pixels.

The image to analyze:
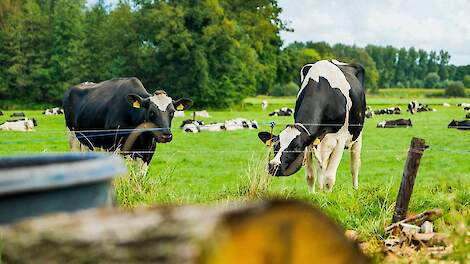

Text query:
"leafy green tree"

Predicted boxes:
[[424, 72, 440, 88], [445, 81, 465, 97], [463, 75, 470, 88]]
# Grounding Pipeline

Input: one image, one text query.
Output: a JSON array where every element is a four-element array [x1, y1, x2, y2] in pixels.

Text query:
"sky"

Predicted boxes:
[[278, 0, 470, 65], [88, 0, 470, 65]]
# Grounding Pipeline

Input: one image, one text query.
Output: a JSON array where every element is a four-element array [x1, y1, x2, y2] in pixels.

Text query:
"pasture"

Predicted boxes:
[[1, 94, 469, 260]]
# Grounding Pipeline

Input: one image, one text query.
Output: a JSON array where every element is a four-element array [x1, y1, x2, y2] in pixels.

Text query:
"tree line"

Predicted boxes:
[[0, 0, 468, 108]]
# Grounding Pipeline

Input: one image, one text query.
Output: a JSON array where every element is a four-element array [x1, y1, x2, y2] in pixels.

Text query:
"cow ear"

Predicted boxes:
[[258, 132, 275, 144], [173, 98, 193, 111], [127, 94, 146, 109]]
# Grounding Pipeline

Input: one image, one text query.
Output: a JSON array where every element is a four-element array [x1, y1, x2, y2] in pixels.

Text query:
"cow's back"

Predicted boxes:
[[63, 78, 148, 130]]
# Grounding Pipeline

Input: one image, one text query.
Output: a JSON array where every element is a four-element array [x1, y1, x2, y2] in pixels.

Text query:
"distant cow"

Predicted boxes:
[[457, 103, 470, 108], [373, 106, 401, 115], [181, 118, 257, 133], [408, 101, 435, 114], [464, 107, 470, 111], [43, 107, 64, 115], [10, 112, 25, 118], [224, 118, 258, 131], [365, 106, 374, 118], [377, 119, 412, 128], [0, 110, 3, 116], [269, 107, 293, 116], [466, 113, 470, 119], [0, 118, 37, 131], [442, 102, 450, 107], [448, 120, 470, 130], [63, 78, 192, 163], [261, 100, 268, 111]]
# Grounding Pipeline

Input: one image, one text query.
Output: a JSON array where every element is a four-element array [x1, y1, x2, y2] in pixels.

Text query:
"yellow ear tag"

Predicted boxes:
[[265, 139, 272, 147], [133, 101, 141, 109], [176, 104, 184, 111], [313, 138, 321, 145]]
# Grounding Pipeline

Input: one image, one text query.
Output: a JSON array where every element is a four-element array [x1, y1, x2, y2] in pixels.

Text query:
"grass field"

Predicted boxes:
[[1, 95, 469, 261]]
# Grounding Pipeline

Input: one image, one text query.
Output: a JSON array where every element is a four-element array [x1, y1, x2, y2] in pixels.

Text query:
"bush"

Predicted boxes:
[[445, 81, 466, 97], [424, 72, 440, 88], [463, 75, 470, 88], [271, 82, 299, 96]]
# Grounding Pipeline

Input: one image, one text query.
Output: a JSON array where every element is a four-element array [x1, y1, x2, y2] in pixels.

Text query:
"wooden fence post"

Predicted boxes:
[[392, 137, 428, 223]]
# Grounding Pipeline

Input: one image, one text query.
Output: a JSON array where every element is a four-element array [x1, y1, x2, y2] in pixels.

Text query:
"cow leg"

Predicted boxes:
[[314, 135, 337, 191], [324, 140, 346, 192], [350, 133, 362, 190], [304, 147, 316, 193]]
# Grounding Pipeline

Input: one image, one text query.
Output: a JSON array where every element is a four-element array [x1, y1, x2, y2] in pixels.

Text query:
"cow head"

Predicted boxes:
[[127, 91, 192, 143], [258, 124, 310, 176]]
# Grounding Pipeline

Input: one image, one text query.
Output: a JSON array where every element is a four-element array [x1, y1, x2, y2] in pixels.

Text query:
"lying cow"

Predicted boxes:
[[448, 120, 470, 130], [258, 60, 365, 192], [10, 112, 25, 118], [63, 78, 192, 163], [224, 118, 258, 131], [377, 119, 412, 128], [43, 107, 64, 115], [269, 107, 293, 116], [181, 118, 257, 133], [464, 107, 470, 111], [180, 119, 205, 133], [374, 106, 401, 115], [457, 103, 470, 108], [466, 113, 470, 119], [408, 101, 435, 114], [0, 118, 37, 131]]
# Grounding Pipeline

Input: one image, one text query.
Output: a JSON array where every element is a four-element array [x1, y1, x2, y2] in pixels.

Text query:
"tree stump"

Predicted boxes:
[[0, 200, 369, 264]]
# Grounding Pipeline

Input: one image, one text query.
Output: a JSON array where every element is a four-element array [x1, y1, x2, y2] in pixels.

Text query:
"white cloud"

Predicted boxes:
[[279, 0, 470, 65]]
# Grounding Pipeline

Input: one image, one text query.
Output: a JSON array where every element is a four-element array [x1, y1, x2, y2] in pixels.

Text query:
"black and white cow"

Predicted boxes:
[[377, 119, 412, 128], [448, 120, 470, 130], [269, 107, 293, 116], [258, 60, 365, 192], [373, 106, 401, 115], [63, 78, 192, 163], [43, 107, 64, 115], [0, 118, 37, 131], [408, 101, 435, 114], [261, 100, 268, 111], [0, 110, 3, 116], [466, 113, 470, 119]]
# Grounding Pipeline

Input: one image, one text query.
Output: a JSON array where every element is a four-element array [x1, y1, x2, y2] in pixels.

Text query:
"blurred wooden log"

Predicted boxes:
[[0, 200, 369, 264], [392, 137, 428, 223]]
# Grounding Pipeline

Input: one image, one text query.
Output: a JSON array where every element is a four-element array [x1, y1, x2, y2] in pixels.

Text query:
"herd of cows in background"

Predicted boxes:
[[0, 60, 469, 192]]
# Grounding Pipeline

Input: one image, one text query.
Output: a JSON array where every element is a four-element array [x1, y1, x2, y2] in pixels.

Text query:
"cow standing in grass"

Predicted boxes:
[[63, 78, 192, 163], [258, 60, 365, 192]]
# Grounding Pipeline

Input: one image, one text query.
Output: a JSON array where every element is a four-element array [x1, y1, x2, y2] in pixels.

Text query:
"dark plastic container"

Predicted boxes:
[[0, 153, 127, 224]]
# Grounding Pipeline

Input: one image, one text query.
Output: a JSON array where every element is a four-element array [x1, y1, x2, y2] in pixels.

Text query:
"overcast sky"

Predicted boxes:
[[88, 0, 470, 65], [279, 0, 470, 65]]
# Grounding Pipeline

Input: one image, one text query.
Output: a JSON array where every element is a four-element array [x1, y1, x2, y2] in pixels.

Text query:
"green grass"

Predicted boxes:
[[1, 96, 469, 261]]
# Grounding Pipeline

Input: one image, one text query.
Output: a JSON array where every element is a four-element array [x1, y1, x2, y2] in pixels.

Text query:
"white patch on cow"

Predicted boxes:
[[149, 93, 172, 112], [331, 59, 348, 65], [271, 126, 301, 165]]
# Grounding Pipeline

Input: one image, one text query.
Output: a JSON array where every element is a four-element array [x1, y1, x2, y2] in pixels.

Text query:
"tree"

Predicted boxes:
[[463, 75, 470, 88], [445, 81, 465, 97], [424, 72, 440, 88]]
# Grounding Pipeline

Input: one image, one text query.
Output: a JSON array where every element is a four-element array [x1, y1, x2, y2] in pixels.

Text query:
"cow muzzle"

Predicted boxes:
[[155, 129, 173, 143]]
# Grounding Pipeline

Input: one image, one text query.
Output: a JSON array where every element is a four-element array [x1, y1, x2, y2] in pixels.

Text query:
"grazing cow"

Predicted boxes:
[[195, 110, 210, 118], [63, 78, 192, 163], [0, 118, 37, 131], [10, 112, 25, 118], [261, 100, 268, 111], [269, 107, 294, 116], [43, 107, 64, 115], [373, 106, 401, 115], [258, 60, 365, 192], [448, 120, 470, 130], [377, 119, 412, 128]]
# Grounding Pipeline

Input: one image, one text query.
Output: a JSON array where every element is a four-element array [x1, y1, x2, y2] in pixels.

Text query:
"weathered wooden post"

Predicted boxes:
[[392, 137, 428, 223]]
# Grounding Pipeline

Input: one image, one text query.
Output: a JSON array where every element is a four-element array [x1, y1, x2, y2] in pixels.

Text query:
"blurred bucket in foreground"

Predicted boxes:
[[0, 153, 127, 224]]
